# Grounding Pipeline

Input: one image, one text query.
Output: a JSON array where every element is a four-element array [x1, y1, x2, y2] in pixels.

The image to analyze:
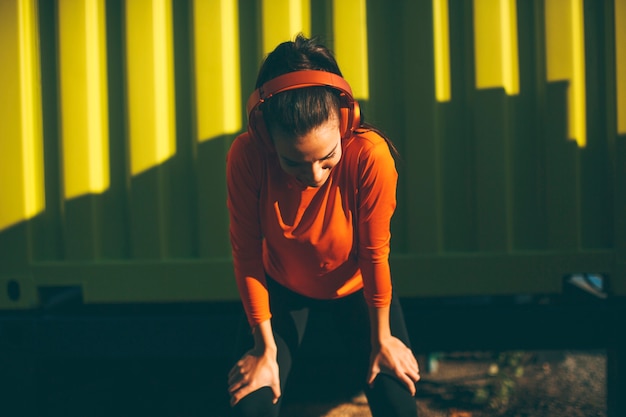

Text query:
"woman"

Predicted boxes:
[[226, 34, 420, 417]]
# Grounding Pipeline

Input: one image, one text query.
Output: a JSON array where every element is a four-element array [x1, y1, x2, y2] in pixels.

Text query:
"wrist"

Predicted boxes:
[[252, 320, 278, 354], [371, 332, 393, 348], [253, 337, 277, 354]]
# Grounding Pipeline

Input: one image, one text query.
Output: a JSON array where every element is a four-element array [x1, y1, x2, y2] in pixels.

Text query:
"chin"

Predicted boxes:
[[301, 179, 326, 188]]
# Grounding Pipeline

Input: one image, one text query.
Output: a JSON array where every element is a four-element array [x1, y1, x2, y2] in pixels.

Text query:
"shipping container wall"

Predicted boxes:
[[0, 0, 624, 310]]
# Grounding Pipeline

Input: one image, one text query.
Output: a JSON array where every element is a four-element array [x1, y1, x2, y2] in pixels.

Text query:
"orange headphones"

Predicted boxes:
[[246, 70, 361, 143]]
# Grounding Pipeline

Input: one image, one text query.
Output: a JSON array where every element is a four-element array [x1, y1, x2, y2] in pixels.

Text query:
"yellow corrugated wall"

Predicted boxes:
[[0, 0, 44, 232], [0, 0, 623, 308]]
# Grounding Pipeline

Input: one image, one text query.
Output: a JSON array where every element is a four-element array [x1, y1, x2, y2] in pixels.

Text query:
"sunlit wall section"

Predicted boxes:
[[125, 0, 176, 176], [261, 0, 310, 56], [58, 0, 109, 199], [433, 0, 451, 102], [473, 0, 519, 95], [333, 0, 369, 100], [0, 0, 44, 231], [617, 0, 626, 135], [192, 0, 241, 142], [544, 0, 587, 146]]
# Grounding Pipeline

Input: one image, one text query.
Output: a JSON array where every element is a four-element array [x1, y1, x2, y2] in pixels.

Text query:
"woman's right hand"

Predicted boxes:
[[227, 345, 281, 406]]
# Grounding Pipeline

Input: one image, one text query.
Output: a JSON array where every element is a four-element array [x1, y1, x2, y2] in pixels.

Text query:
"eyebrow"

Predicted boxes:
[[282, 142, 338, 165]]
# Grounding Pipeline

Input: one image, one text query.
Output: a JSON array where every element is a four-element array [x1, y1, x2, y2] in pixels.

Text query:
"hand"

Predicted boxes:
[[227, 347, 281, 406], [367, 336, 420, 396]]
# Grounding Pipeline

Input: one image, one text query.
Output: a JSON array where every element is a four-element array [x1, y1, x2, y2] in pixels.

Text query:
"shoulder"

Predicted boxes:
[[229, 132, 257, 154], [344, 129, 395, 164], [228, 132, 269, 162], [227, 132, 271, 181], [350, 129, 388, 148]]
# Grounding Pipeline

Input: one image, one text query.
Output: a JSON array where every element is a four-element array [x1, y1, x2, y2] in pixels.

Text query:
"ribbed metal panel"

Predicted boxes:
[[0, 0, 623, 309]]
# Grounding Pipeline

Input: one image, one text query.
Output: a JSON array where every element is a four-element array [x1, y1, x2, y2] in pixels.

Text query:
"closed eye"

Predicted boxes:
[[281, 147, 338, 167], [321, 151, 336, 161]]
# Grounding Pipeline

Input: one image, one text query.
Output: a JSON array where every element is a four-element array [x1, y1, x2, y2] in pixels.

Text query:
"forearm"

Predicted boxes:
[[368, 305, 392, 347]]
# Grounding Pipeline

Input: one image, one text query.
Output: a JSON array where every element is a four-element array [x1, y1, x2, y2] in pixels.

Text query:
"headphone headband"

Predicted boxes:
[[246, 70, 355, 116], [246, 70, 360, 143]]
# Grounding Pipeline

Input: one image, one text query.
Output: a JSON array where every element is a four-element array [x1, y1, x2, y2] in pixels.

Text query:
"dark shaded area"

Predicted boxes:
[[1, 283, 624, 417]]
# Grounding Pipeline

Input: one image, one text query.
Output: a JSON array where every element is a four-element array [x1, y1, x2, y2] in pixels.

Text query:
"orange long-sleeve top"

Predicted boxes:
[[226, 129, 397, 327]]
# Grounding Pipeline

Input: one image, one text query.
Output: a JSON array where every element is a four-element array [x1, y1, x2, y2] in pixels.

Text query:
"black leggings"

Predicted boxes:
[[230, 277, 418, 417]]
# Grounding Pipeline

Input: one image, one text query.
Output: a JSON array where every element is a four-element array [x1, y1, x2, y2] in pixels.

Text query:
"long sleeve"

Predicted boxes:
[[226, 134, 271, 327], [356, 135, 397, 308], [226, 130, 397, 325]]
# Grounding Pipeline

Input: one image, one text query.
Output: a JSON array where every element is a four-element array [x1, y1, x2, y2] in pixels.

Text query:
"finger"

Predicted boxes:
[[397, 358, 419, 387], [271, 383, 282, 404], [227, 370, 239, 386], [230, 388, 246, 407], [402, 364, 420, 384], [366, 367, 379, 387], [404, 356, 420, 382], [228, 361, 244, 378], [407, 366, 421, 383], [228, 364, 243, 380], [227, 377, 247, 395], [400, 352, 419, 377], [227, 380, 242, 395], [230, 380, 259, 407], [227, 368, 246, 386], [398, 372, 417, 396]]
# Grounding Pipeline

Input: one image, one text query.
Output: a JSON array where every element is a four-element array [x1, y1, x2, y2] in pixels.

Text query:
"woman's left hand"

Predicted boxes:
[[367, 335, 420, 396]]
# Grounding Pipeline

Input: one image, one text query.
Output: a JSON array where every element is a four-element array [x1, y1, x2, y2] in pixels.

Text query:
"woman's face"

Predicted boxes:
[[272, 115, 342, 188]]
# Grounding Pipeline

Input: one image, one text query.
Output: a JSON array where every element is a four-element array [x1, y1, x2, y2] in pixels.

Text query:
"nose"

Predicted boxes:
[[301, 162, 326, 186]]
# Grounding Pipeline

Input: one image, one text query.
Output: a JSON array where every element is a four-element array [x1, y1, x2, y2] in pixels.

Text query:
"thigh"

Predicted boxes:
[[267, 276, 311, 358], [327, 290, 371, 371], [328, 290, 413, 365], [329, 292, 418, 417]]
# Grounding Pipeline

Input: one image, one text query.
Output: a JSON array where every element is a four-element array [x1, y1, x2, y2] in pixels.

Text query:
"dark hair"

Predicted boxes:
[[256, 35, 342, 137], [256, 34, 399, 158]]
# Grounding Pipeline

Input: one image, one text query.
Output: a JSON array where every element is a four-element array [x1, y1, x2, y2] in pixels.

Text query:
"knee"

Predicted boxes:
[[367, 374, 418, 417], [230, 387, 281, 417]]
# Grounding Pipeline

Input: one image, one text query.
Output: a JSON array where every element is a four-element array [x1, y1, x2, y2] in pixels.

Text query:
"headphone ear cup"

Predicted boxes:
[[248, 107, 273, 149], [339, 98, 361, 139], [351, 100, 361, 132]]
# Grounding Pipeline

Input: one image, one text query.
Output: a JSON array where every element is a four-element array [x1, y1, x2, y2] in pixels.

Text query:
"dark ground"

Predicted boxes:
[[280, 350, 607, 417], [3, 348, 606, 417], [2, 293, 616, 417]]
